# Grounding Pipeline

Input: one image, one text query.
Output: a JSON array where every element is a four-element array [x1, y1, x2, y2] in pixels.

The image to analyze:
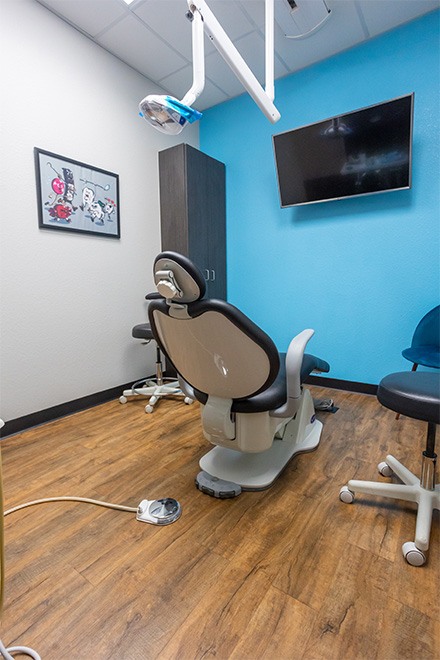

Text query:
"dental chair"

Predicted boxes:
[[148, 251, 330, 497]]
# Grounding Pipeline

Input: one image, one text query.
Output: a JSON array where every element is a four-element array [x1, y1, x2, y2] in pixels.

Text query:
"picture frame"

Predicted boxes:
[[34, 147, 120, 238]]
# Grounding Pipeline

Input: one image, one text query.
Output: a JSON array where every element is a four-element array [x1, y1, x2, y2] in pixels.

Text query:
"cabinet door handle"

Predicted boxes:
[[211, 270, 216, 281], [205, 269, 210, 280]]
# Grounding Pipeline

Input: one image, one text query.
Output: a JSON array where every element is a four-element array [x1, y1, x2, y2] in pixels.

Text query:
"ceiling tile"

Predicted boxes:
[[204, 50, 246, 96], [133, 0, 214, 60], [356, 0, 440, 37], [274, 0, 367, 74], [158, 64, 229, 109], [37, 0, 128, 38], [206, 0, 258, 39], [96, 13, 188, 80], [35, 0, 440, 111]]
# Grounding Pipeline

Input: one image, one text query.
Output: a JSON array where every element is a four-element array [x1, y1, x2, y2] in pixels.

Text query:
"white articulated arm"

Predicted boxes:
[[181, 9, 205, 107], [188, 0, 280, 123], [271, 329, 315, 418]]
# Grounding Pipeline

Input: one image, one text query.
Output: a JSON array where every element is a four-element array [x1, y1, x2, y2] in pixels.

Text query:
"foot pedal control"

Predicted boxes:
[[195, 471, 242, 498]]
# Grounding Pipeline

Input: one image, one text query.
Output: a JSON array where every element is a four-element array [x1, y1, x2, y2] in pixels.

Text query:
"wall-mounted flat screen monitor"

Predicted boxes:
[[273, 93, 414, 207]]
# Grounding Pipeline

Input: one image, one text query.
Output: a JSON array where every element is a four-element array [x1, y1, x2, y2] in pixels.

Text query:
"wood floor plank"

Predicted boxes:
[[229, 585, 316, 660], [301, 543, 394, 660], [0, 386, 438, 659], [377, 597, 439, 660]]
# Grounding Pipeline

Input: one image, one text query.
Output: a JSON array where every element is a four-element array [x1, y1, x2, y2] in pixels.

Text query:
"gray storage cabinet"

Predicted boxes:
[[158, 143, 226, 300]]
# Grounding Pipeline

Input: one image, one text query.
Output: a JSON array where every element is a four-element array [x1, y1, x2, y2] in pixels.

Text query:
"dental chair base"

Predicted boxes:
[[197, 388, 322, 496]]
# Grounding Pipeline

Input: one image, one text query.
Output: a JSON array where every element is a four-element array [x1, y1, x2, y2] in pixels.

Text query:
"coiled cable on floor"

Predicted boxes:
[[0, 418, 140, 659], [1, 417, 41, 659]]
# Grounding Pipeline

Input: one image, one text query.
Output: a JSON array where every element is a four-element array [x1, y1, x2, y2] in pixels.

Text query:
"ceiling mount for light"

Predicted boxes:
[[139, 0, 281, 135], [275, 0, 331, 39]]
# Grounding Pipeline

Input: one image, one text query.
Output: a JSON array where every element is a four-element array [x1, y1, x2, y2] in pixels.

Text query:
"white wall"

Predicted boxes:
[[0, 0, 199, 422]]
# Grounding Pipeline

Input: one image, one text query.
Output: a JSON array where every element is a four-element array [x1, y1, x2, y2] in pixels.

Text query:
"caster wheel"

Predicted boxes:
[[402, 541, 426, 566], [145, 405, 154, 414], [184, 397, 194, 405], [378, 461, 393, 477], [339, 485, 354, 504], [119, 396, 127, 404]]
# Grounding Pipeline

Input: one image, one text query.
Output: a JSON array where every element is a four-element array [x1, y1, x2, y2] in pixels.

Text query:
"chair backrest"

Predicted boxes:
[[412, 305, 440, 348], [148, 252, 280, 401]]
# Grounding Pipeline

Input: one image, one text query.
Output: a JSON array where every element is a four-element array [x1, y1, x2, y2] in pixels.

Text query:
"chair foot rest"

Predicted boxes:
[[195, 471, 242, 498]]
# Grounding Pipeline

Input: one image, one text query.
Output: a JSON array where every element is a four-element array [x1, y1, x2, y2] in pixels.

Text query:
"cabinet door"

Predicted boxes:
[[159, 143, 226, 300], [158, 145, 189, 255], [186, 146, 226, 299], [206, 160, 226, 299]]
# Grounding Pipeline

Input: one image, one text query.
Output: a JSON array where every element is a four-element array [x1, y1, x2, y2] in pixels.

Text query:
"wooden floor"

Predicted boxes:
[[1, 386, 439, 659]]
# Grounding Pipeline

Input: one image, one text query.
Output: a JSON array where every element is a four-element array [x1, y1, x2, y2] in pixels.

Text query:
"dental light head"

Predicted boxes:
[[139, 95, 202, 135], [139, 6, 205, 135]]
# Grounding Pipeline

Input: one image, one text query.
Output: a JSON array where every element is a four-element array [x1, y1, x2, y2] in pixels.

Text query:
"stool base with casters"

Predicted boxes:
[[340, 372, 440, 566], [119, 323, 193, 414]]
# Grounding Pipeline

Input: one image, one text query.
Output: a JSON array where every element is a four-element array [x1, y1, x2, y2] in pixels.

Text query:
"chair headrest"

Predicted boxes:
[[153, 251, 206, 303]]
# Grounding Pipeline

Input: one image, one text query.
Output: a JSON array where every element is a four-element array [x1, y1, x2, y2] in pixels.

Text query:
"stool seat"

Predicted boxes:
[[378, 372, 440, 424], [132, 323, 154, 341]]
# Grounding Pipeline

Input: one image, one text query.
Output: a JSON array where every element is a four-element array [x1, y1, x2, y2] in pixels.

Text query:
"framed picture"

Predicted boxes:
[[34, 148, 120, 238]]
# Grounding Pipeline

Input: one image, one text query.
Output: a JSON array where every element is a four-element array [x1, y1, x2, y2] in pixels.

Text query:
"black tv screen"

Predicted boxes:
[[273, 94, 414, 207]]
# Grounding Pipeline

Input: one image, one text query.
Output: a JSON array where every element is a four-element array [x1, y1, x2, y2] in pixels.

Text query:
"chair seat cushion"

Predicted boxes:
[[402, 345, 440, 369], [378, 372, 440, 424], [193, 353, 330, 414], [132, 323, 154, 340]]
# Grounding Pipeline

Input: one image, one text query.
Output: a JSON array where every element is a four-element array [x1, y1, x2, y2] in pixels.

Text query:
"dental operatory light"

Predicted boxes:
[[139, 0, 281, 134]]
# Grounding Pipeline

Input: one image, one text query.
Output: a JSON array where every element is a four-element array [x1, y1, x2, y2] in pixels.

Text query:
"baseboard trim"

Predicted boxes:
[[305, 375, 378, 396], [1, 382, 134, 438], [1, 375, 378, 439]]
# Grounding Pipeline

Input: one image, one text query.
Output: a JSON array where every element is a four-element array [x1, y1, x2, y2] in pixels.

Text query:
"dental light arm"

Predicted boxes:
[[139, 0, 280, 134], [188, 0, 280, 123], [181, 8, 205, 107]]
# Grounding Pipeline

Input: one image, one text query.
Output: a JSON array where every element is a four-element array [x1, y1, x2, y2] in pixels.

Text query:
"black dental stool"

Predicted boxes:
[[340, 371, 440, 566], [119, 323, 193, 413]]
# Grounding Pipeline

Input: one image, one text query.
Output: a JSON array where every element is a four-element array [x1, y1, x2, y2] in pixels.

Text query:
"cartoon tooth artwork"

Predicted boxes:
[[89, 200, 105, 223], [104, 198, 116, 221], [45, 162, 77, 221], [37, 149, 119, 236], [80, 186, 95, 213]]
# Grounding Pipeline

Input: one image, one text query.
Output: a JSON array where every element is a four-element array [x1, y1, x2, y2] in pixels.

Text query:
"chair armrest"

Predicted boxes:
[[270, 329, 314, 418]]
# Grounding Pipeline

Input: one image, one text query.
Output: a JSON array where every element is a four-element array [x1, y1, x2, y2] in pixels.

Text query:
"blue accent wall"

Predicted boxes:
[[200, 11, 440, 385]]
